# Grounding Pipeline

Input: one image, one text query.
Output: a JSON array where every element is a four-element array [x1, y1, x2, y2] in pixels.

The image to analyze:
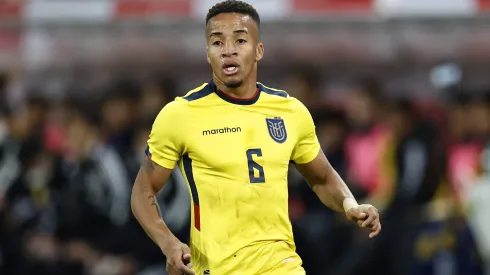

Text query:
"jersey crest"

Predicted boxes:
[[266, 117, 287, 143]]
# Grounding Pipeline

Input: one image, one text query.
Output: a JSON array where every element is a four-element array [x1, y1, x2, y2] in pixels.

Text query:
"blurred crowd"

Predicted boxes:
[[0, 68, 489, 275]]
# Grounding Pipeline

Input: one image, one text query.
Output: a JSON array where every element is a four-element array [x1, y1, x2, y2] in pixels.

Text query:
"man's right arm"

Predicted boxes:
[[131, 157, 177, 255], [130, 101, 195, 274]]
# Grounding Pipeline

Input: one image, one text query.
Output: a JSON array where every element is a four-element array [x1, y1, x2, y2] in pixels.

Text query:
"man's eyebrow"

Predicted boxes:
[[209, 29, 248, 37], [234, 29, 248, 34], [210, 31, 223, 37]]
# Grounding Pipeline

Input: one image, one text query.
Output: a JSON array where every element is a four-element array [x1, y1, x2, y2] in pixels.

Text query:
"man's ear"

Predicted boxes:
[[256, 43, 264, 62], [206, 46, 211, 64]]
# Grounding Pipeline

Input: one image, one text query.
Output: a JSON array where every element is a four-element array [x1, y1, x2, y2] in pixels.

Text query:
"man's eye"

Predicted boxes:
[[237, 39, 246, 44], [213, 41, 222, 46]]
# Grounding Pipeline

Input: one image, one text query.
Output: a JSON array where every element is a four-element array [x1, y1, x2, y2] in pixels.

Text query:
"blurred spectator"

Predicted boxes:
[[459, 91, 490, 275], [343, 76, 391, 204], [285, 66, 326, 111], [0, 95, 51, 275], [101, 80, 140, 159], [126, 122, 153, 178], [43, 99, 71, 154], [446, 91, 471, 142], [467, 92, 490, 143], [23, 100, 136, 275], [384, 98, 441, 205], [446, 90, 487, 201], [374, 98, 442, 275], [290, 109, 349, 274], [137, 77, 175, 123], [0, 71, 8, 115], [315, 109, 348, 174]]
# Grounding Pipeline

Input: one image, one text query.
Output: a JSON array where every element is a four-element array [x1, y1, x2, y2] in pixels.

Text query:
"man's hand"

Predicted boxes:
[[344, 198, 381, 239], [163, 240, 195, 275]]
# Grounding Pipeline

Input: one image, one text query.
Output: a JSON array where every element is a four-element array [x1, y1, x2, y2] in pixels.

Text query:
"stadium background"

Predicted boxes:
[[0, 0, 490, 274]]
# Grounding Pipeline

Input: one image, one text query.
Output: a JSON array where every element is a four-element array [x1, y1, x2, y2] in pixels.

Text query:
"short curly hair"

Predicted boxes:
[[205, 0, 260, 27]]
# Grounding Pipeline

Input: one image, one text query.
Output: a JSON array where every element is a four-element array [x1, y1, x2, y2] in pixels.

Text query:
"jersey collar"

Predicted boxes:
[[210, 80, 261, 105]]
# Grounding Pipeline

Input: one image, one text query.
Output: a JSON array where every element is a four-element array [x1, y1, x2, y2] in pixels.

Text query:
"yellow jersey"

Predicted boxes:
[[147, 81, 320, 274]]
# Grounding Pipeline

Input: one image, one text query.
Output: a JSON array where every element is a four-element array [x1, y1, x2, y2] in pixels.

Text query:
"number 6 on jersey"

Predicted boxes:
[[246, 148, 265, 183]]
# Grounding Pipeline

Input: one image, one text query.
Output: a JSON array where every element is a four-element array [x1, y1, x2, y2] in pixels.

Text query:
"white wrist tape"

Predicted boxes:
[[343, 198, 359, 212]]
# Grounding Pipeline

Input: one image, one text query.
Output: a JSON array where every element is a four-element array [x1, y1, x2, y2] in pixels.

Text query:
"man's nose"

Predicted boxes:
[[222, 41, 237, 57]]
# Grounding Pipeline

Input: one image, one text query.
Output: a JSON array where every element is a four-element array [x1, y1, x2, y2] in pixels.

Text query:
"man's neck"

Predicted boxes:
[[214, 77, 257, 99]]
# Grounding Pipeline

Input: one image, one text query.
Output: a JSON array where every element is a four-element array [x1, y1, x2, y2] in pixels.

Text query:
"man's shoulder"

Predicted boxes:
[[160, 82, 212, 111], [158, 99, 187, 115], [154, 83, 214, 122], [257, 82, 308, 112], [257, 82, 289, 99], [180, 83, 214, 102]]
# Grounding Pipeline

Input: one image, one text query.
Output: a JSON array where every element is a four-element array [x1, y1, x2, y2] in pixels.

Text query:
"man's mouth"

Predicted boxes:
[[222, 62, 239, 75]]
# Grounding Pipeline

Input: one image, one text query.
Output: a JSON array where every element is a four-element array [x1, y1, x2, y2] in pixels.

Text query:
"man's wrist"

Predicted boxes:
[[343, 198, 358, 212], [156, 227, 179, 256], [159, 237, 179, 256]]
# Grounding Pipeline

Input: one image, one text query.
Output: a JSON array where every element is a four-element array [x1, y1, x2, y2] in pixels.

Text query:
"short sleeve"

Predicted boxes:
[[146, 101, 184, 169], [290, 99, 321, 164]]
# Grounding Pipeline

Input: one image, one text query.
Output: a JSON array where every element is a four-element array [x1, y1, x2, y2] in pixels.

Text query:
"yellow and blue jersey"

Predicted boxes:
[[147, 81, 320, 274]]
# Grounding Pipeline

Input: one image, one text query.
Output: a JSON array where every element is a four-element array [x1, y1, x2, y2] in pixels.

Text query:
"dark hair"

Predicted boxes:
[[355, 76, 383, 102], [26, 94, 49, 111], [206, 0, 260, 27], [468, 87, 490, 105], [390, 98, 415, 116], [65, 97, 101, 128], [291, 65, 323, 92], [312, 109, 346, 127], [446, 86, 470, 106], [105, 78, 140, 102], [485, 89, 490, 105]]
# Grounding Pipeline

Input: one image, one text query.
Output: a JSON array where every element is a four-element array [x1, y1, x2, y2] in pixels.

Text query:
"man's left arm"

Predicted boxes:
[[290, 100, 381, 238], [294, 151, 381, 238]]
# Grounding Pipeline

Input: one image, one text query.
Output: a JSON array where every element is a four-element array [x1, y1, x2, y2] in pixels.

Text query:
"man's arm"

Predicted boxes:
[[131, 100, 194, 275], [131, 157, 195, 274], [294, 150, 354, 213], [131, 157, 175, 251], [294, 150, 382, 238], [289, 98, 380, 238]]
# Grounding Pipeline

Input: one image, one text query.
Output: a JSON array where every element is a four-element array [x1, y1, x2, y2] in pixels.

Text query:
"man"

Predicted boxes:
[[131, 1, 381, 274]]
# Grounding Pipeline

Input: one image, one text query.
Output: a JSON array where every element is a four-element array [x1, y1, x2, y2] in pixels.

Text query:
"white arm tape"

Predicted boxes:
[[343, 198, 359, 212]]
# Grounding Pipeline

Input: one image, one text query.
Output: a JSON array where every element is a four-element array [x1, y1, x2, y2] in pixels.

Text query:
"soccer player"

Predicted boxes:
[[131, 1, 381, 274]]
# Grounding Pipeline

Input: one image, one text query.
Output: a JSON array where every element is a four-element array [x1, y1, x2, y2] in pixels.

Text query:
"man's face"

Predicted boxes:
[[346, 91, 376, 128], [206, 13, 264, 88], [102, 98, 132, 132], [64, 117, 92, 161]]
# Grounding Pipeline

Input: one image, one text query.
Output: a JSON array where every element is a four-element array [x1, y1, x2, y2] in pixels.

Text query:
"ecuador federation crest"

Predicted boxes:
[[266, 117, 287, 143]]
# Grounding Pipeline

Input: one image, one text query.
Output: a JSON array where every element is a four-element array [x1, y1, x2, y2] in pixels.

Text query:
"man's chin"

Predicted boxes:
[[224, 80, 243, 89]]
